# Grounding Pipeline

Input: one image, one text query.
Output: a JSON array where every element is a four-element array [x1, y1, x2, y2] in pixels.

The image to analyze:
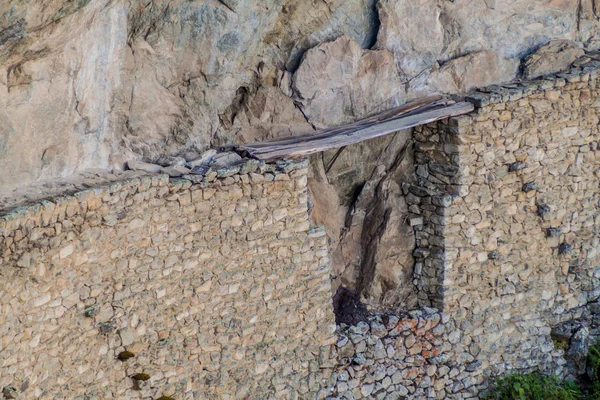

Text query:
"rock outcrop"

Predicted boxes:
[[522, 40, 586, 79], [292, 36, 406, 129], [408, 51, 520, 98], [1, 0, 596, 195]]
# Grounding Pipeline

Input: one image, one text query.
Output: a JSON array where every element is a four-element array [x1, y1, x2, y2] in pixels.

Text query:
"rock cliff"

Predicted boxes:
[[1, 0, 599, 306]]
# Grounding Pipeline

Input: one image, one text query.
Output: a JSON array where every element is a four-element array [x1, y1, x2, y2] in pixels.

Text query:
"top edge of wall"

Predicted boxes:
[[464, 61, 600, 108], [0, 158, 309, 228]]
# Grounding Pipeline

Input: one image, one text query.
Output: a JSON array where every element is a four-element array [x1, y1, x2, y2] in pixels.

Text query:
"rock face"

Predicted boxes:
[[408, 51, 520, 98], [2, 0, 600, 308], [522, 40, 586, 79], [292, 35, 406, 128], [376, 0, 445, 78], [1, 0, 596, 195]]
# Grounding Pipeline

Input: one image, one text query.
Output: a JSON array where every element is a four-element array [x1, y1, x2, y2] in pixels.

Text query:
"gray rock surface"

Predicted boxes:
[[523, 40, 585, 79], [408, 51, 520, 98], [127, 161, 162, 174], [375, 0, 445, 78], [2, 0, 596, 195], [292, 35, 406, 129]]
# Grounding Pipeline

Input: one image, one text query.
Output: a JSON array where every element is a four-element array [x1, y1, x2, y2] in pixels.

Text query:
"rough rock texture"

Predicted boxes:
[[292, 35, 406, 129], [311, 129, 417, 307], [376, 0, 593, 84], [408, 51, 520, 99], [2, 0, 599, 194], [4, 64, 600, 398], [375, 0, 445, 78], [329, 310, 484, 399], [523, 40, 586, 79]]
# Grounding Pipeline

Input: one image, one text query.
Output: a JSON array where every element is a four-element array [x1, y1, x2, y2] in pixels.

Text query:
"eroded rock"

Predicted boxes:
[[293, 35, 406, 128], [522, 40, 585, 79], [188, 150, 217, 168], [161, 165, 190, 177], [0, 0, 597, 196], [210, 152, 242, 168], [409, 51, 520, 97], [376, 0, 444, 78]]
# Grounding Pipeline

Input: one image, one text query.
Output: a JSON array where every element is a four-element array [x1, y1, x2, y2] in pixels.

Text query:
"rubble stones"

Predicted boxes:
[[155, 156, 186, 167], [329, 309, 480, 399], [160, 165, 190, 177], [128, 151, 242, 178], [126, 160, 162, 174], [209, 152, 242, 168], [187, 150, 217, 168]]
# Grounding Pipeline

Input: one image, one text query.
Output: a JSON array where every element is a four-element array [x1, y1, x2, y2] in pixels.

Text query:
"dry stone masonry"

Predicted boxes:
[[3, 62, 600, 399], [412, 62, 600, 385], [0, 159, 336, 399], [328, 309, 481, 399]]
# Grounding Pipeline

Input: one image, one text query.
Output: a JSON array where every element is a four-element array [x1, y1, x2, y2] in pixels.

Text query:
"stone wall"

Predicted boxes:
[[328, 309, 482, 400], [0, 160, 336, 399], [412, 63, 600, 380]]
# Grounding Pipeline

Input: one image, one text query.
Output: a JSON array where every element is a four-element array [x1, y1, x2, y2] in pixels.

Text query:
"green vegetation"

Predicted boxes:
[[588, 341, 600, 400], [552, 334, 569, 351], [486, 340, 600, 400], [486, 372, 581, 400]]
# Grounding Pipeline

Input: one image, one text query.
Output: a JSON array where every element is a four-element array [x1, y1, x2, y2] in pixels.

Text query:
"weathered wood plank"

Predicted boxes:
[[239, 95, 445, 150], [237, 101, 473, 160]]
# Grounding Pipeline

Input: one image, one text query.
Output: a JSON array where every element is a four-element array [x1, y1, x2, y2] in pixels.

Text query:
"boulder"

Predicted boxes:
[[267, 0, 380, 71], [408, 51, 519, 98], [210, 152, 242, 168], [155, 156, 186, 167], [292, 35, 406, 128], [567, 326, 591, 376], [161, 165, 191, 177], [217, 86, 313, 145], [188, 150, 217, 168], [522, 40, 585, 80]]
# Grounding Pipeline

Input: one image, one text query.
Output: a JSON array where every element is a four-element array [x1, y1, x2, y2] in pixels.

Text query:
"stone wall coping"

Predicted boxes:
[[0, 158, 309, 236], [465, 60, 600, 107]]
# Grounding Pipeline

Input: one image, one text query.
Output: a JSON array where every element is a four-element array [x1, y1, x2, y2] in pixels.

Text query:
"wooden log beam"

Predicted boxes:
[[239, 95, 445, 150], [232, 98, 474, 161]]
